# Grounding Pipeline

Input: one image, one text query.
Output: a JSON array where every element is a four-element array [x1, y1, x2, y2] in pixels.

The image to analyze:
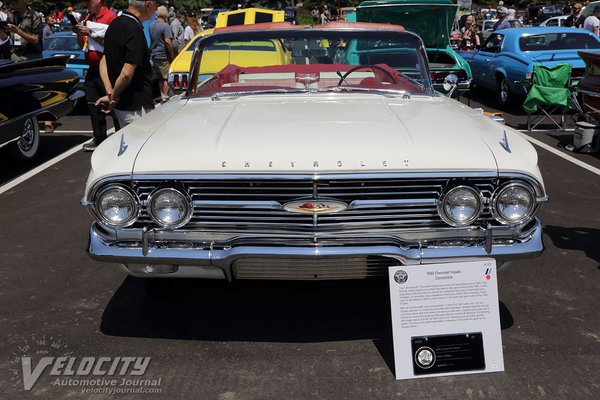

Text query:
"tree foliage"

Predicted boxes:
[[22, 0, 567, 15]]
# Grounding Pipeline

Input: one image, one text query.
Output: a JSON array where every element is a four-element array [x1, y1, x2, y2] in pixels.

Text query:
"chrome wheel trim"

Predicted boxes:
[[499, 78, 509, 104], [18, 118, 36, 152]]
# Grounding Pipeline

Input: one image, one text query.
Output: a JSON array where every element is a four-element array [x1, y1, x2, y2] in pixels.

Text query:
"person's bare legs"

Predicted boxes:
[[160, 79, 170, 103]]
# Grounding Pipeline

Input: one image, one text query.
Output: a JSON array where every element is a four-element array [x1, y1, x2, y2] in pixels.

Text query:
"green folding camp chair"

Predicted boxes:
[[521, 63, 574, 131]]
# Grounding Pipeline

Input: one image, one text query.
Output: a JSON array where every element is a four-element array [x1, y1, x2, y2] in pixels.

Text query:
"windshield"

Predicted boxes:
[[188, 27, 434, 97], [43, 36, 81, 51], [519, 33, 600, 52]]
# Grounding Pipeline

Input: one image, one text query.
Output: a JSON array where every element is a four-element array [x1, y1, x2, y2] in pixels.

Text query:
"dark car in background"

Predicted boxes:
[[283, 7, 296, 24], [0, 56, 83, 160]]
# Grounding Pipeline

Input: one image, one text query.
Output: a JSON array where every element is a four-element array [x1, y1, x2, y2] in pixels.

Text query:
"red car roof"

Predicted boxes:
[[213, 21, 405, 34]]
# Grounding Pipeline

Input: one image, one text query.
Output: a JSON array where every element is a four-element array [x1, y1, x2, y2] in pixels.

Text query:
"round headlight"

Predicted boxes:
[[493, 183, 535, 224], [95, 185, 139, 227], [148, 188, 192, 229], [438, 186, 483, 226]]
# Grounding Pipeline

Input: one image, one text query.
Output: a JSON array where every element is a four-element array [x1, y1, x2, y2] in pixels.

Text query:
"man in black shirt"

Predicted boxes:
[[96, 0, 163, 128]]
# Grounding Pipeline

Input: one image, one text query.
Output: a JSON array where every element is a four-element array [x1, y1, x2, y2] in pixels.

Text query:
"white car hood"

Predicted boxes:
[[131, 95, 504, 174]]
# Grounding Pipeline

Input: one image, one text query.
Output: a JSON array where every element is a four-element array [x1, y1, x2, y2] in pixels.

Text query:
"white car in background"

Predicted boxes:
[[482, 19, 524, 40], [539, 15, 569, 27]]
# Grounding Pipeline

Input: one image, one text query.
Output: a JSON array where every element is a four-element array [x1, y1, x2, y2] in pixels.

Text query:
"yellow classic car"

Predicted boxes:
[[168, 8, 286, 91]]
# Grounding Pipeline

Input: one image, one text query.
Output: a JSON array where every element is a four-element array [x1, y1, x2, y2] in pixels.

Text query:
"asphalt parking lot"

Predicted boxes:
[[0, 91, 599, 400]]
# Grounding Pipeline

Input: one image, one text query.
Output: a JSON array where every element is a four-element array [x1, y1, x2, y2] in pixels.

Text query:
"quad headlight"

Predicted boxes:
[[148, 188, 192, 229], [95, 185, 139, 227], [438, 185, 483, 226], [492, 182, 535, 224]]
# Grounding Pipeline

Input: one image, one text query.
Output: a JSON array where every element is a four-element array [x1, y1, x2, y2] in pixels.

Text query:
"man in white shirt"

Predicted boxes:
[[583, 5, 600, 36]]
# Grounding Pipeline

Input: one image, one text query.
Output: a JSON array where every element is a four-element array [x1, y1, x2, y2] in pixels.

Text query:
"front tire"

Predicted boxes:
[[11, 116, 40, 161], [497, 76, 513, 109]]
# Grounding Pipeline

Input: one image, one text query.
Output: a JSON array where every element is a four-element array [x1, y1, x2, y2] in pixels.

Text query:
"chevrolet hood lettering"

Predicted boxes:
[[283, 199, 348, 214]]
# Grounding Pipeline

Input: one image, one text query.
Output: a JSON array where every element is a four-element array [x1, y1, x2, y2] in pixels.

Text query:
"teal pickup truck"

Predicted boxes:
[[356, 0, 472, 94]]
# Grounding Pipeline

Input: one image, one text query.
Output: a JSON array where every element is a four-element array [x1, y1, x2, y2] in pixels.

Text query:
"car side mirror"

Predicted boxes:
[[443, 74, 458, 97]]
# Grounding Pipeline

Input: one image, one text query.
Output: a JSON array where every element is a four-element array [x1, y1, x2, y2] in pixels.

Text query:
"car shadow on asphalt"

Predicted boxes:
[[544, 225, 600, 266], [0, 134, 89, 185], [100, 277, 515, 376]]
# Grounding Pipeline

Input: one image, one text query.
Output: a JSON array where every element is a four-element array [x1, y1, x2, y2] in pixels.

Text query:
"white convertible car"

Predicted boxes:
[[82, 22, 547, 282]]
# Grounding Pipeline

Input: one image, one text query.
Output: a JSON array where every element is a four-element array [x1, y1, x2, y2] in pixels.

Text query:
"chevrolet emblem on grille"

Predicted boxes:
[[283, 199, 348, 214]]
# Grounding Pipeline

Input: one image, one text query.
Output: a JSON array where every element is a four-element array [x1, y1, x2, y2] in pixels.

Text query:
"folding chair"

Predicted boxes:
[[520, 63, 574, 131]]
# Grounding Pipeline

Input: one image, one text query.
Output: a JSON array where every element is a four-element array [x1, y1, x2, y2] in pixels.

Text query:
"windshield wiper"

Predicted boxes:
[[210, 88, 307, 101], [322, 86, 411, 98]]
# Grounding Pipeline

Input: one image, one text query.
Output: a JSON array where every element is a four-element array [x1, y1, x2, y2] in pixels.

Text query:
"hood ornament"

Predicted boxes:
[[500, 131, 511, 153], [283, 199, 348, 214], [118, 134, 128, 157]]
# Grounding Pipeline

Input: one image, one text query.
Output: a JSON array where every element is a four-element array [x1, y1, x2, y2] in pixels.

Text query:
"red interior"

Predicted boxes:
[[195, 64, 424, 95]]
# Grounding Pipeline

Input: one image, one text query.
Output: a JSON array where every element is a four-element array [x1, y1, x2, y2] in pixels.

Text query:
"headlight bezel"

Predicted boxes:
[[491, 181, 536, 225], [93, 184, 140, 228], [147, 187, 193, 230], [437, 185, 484, 227]]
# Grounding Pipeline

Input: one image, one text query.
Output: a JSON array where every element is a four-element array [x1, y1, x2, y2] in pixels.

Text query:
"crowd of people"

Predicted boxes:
[[457, 0, 600, 51], [0, 0, 207, 147]]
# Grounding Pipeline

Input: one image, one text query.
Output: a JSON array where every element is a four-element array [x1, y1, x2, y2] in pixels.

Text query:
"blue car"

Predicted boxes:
[[458, 27, 600, 107], [43, 32, 88, 86]]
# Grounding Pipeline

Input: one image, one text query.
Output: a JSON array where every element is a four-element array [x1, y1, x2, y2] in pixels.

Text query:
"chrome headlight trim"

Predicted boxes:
[[437, 185, 484, 227], [147, 187, 193, 230], [93, 184, 140, 228], [491, 181, 536, 225]]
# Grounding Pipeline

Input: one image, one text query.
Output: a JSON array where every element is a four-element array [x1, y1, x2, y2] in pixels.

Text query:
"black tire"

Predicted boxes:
[[497, 76, 513, 109], [10, 116, 40, 161]]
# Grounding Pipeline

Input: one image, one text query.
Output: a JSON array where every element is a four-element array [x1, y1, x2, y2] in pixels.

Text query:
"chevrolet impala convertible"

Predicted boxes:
[[82, 22, 547, 283]]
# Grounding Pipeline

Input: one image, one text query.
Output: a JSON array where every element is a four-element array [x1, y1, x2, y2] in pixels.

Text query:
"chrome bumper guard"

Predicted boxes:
[[88, 218, 544, 280]]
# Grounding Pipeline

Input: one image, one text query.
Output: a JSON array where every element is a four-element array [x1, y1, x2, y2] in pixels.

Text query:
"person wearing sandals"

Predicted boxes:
[[149, 5, 174, 104]]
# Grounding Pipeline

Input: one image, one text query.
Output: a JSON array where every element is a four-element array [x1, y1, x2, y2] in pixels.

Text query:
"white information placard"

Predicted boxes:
[[388, 260, 504, 380]]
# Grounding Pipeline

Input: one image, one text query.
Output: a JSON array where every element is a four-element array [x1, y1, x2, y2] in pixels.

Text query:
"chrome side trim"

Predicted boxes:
[[0, 136, 20, 150], [0, 91, 81, 130]]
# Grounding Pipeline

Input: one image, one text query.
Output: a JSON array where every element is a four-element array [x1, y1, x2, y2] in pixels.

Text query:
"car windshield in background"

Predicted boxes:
[[509, 20, 524, 28], [188, 29, 433, 97], [43, 36, 81, 51], [519, 33, 600, 51]]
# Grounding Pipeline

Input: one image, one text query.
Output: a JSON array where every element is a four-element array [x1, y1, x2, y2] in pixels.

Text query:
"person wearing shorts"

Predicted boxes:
[[149, 5, 174, 103]]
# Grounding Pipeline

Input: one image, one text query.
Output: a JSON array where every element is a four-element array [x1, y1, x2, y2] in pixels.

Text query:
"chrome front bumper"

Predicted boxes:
[[87, 218, 544, 280]]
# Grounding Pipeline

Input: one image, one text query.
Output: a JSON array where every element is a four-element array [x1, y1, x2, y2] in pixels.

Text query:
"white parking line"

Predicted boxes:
[[52, 130, 94, 134], [0, 127, 115, 196], [518, 131, 600, 177]]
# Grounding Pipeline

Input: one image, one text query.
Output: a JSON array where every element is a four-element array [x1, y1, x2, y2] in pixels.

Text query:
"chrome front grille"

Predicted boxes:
[[129, 177, 502, 233], [232, 255, 398, 280]]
